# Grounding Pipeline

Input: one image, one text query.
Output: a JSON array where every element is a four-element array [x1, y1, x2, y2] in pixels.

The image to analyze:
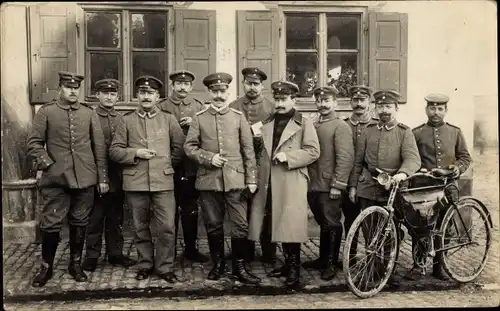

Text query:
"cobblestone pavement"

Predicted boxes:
[[3, 148, 499, 305], [4, 287, 500, 310]]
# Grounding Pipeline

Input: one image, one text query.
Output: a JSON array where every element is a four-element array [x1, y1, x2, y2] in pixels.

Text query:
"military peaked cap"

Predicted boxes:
[[203, 72, 233, 90], [135, 75, 163, 91], [59, 71, 84, 88], [169, 70, 195, 82], [425, 93, 449, 106], [349, 85, 373, 99], [95, 78, 119, 92], [271, 80, 299, 96], [373, 90, 401, 105], [242, 67, 268, 82], [313, 86, 339, 98]]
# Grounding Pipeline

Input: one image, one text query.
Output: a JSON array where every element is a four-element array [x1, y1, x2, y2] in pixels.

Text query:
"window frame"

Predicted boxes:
[[77, 4, 174, 108], [278, 5, 369, 111]]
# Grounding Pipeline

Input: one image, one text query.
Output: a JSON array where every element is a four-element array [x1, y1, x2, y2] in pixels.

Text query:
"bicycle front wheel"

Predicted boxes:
[[342, 205, 399, 299]]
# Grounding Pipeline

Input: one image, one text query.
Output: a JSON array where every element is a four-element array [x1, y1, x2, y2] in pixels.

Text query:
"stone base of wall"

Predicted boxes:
[[3, 220, 40, 244]]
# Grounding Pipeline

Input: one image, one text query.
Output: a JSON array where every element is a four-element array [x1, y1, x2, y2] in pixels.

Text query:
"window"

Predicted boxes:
[[85, 10, 168, 101], [285, 13, 361, 99]]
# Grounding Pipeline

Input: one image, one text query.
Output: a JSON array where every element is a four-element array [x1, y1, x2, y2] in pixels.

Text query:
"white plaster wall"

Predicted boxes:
[[0, 4, 32, 126], [189, 1, 269, 103]]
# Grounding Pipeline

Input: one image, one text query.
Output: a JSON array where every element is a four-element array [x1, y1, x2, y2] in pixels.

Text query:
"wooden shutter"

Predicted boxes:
[[369, 12, 408, 103], [29, 3, 78, 103], [175, 10, 216, 102], [237, 10, 279, 98]]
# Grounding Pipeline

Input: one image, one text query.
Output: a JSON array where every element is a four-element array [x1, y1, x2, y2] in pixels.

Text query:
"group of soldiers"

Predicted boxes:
[[26, 65, 471, 288]]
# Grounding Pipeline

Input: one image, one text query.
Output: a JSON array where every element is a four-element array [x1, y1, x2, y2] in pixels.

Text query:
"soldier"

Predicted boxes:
[[341, 85, 379, 266], [27, 71, 109, 287], [305, 86, 354, 280], [183, 72, 261, 284], [349, 90, 421, 266], [411, 93, 472, 279], [109, 75, 185, 283], [82, 79, 136, 272], [229, 67, 275, 263], [248, 81, 320, 287], [159, 70, 209, 263]]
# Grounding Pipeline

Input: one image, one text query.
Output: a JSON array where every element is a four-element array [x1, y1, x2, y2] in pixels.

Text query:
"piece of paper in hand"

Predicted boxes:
[[251, 121, 263, 137]]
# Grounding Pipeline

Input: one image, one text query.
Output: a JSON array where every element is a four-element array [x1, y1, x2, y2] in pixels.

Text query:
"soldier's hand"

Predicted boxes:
[[329, 187, 341, 200], [179, 117, 193, 127], [273, 152, 287, 164], [348, 187, 357, 203], [211, 154, 228, 168], [392, 172, 408, 184], [98, 183, 109, 195], [247, 183, 258, 194], [136, 149, 157, 159], [448, 165, 461, 178]]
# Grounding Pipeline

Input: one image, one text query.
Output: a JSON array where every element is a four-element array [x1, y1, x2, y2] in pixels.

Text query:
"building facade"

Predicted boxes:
[[1, 1, 497, 239]]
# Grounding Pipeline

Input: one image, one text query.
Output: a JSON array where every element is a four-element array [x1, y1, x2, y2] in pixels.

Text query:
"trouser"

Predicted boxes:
[[173, 174, 200, 251], [39, 186, 95, 232], [259, 188, 276, 259], [307, 192, 343, 230], [126, 191, 176, 274], [199, 190, 248, 238], [85, 191, 125, 259]]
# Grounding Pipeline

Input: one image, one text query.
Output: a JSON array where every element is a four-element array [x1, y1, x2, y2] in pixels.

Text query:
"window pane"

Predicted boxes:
[[286, 53, 318, 98], [132, 52, 166, 97], [327, 16, 359, 50], [286, 15, 317, 49], [327, 53, 358, 98], [131, 13, 167, 49], [89, 53, 121, 97], [86, 12, 121, 48]]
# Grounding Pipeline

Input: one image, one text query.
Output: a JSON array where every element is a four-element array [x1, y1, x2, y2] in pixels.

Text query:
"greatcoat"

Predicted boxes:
[[248, 111, 320, 243]]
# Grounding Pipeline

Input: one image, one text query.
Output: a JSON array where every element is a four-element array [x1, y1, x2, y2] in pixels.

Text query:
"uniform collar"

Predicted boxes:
[[56, 99, 80, 110], [169, 93, 190, 105], [136, 106, 158, 119], [318, 111, 337, 123], [96, 105, 117, 116], [208, 103, 230, 115], [349, 113, 371, 125], [377, 118, 397, 130], [243, 95, 263, 105], [426, 120, 445, 127]]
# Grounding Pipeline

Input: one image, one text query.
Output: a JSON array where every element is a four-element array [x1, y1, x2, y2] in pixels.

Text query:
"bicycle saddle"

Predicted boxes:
[[431, 168, 455, 177]]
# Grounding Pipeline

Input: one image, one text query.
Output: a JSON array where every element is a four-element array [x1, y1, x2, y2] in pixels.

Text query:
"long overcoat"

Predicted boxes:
[[248, 111, 320, 243]]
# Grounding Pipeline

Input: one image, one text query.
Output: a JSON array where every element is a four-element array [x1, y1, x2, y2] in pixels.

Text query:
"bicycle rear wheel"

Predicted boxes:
[[342, 205, 399, 299], [438, 197, 492, 283]]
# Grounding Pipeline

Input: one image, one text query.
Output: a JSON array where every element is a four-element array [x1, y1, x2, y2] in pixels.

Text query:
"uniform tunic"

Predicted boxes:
[[229, 95, 275, 126], [412, 121, 471, 173], [350, 119, 421, 201], [86, 105, 126, 259], [26, 99, 108, 232], [183, 104, 257, 238]]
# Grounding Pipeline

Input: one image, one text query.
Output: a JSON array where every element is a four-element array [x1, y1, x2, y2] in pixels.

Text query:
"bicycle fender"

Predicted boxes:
[[459, 196, 494, 228]]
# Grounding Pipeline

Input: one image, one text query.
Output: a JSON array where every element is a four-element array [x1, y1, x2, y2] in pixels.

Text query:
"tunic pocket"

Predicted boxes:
[[122, 169, 137, 176], [164, 167, 174, 175]]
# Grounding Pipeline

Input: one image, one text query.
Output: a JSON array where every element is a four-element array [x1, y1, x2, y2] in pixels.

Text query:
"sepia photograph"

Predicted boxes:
[[1, 0, 498, 309]]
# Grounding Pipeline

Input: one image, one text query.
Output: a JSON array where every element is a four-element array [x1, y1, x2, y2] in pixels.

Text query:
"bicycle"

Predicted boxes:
[[342, 167, 493, 298]]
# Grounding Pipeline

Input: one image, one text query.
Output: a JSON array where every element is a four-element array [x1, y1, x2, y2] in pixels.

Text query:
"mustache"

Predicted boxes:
[[213, 98, 224, 102], [354, 105, 366, 109]]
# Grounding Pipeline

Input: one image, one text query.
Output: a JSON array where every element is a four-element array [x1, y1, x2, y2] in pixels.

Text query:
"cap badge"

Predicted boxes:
[[320, 91, 324, 95], [71, 78, 75, 82], [108, 84, 112, 88], [145, 81, 149, 85], [357, 91, 361, 95], [382, 96, 386, 100], [217, 80, 221, 83]]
